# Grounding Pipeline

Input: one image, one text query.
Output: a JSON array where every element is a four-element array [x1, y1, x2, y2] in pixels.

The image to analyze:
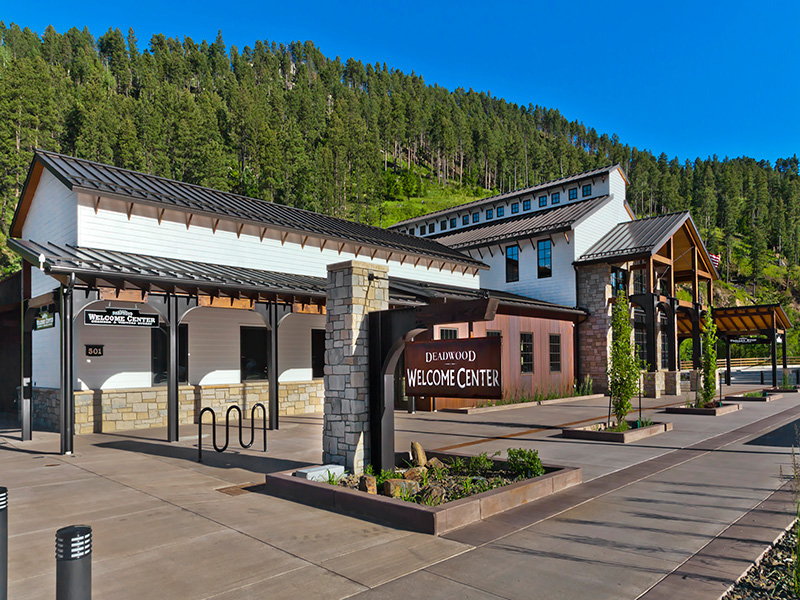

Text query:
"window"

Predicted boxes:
[[497, 206, 505, 217], [486, 208, 493, 220], [511, 202, 519, 214], [463, 214, 469, 225], [429, 223, 435, 232], [440, 328, 458, 340], [241, 327, 268, 381], [408, 227, 414, 236], [537, 239, 552, 278], [152, 324, 188, 385], [472, 213, 479, 223], [520, 332, 534, 373], [551, 192, 560, 204], [569, 188, 578, 200], [523, 199, 531, 211], [582, 184, 592, 197], [311, 329, 325, 378], [420, 224, 426, 235], [660, 313, 669, 370], [549, 334, 561, 372], [487, 330, 502, 338], [634, 309, 647, 366], [450, 217, 457, 228], [611, 267, 628, 295], [440, 220, 447, 231], [506, 244, 520, 283], [633, 269, 647, 294], [539, 195, 547, 207]]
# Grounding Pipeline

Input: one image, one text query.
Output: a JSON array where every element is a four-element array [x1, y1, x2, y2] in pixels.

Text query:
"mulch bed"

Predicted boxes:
[[724, 521, 799, 600]]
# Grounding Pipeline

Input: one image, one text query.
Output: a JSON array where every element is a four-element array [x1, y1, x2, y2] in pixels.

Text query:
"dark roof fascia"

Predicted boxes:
[[684, 213, 720, 279], [390, 164, 621, 228], [31, 150, 486, 271], [9, 155, 45, 237], [45, 264, 327, 300]]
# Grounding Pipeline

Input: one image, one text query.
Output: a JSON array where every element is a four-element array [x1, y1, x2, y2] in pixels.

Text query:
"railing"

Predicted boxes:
[[197, 404, 267, 462], [680, 357, 800, 370]]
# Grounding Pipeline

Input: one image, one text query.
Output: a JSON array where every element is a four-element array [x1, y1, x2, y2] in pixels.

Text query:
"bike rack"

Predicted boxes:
[[197, 403, 267, 462]]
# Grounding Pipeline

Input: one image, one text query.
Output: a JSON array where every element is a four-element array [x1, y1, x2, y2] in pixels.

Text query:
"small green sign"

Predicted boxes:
[[34, 311, 55, 330]]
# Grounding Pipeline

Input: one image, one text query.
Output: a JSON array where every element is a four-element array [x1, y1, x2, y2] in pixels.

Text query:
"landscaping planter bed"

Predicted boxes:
[[263, 451, 581, 536], [561, 420, 672, 443], [725, 393, 781, 402], [442, 393, 605, 414], [763, 387, 798, 394], [664, 403, 741, 416]]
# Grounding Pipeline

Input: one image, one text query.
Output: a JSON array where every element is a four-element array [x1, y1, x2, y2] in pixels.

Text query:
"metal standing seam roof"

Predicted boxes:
[[9, 239, 586, 317], [576, 212, 691, 263], [22, 150, 485, 270], [388, 278, 587, 316], [389, 164, 623, 228], [428, 195, 610, 249]]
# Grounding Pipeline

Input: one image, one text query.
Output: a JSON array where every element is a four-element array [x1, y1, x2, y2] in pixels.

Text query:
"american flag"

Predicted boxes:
[[709, 254, 721, 269]]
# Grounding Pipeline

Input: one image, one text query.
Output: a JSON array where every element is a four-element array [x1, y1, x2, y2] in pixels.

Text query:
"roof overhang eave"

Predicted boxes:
[[71, 185, 486, 271]]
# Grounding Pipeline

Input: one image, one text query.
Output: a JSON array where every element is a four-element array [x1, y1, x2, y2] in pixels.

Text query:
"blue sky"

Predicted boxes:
[[5, 0, 797, 164]]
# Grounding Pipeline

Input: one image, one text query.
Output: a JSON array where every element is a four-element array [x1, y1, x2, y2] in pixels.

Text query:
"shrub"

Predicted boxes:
[[607, 291, 640, 424], [468, 451, 497, 475], [506, 447, 545, 479], [699, 310, 718, 408]]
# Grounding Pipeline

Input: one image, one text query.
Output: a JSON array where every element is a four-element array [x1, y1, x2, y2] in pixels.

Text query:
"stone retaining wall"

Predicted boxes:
[[32, 379, 324, 434]]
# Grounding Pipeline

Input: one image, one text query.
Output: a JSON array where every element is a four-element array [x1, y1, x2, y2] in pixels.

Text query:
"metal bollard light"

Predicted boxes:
[[0, 487, 7, 600], [56, 525, 92, 600]]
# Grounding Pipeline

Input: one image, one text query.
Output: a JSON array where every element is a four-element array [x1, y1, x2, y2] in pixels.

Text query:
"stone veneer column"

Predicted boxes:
[[323, 260, 389, 473], [576, 263, 613, 394]]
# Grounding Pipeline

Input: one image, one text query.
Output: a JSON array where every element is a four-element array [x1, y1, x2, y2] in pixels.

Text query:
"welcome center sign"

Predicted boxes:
[[405, 337, 502, 399]]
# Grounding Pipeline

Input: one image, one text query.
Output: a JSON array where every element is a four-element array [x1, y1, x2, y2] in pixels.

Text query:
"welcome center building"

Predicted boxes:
[[3, 150, 754, 466]]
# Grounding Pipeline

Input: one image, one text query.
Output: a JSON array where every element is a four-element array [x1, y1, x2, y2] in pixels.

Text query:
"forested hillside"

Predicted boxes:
[[1, 22, 799, 318]]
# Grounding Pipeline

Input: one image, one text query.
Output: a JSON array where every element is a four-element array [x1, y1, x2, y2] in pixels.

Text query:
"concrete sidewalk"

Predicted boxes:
[[1, 386, 797, 599]]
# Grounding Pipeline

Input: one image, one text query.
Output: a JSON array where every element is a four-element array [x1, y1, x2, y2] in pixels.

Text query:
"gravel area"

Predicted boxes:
[[724, 521, 799, 600]]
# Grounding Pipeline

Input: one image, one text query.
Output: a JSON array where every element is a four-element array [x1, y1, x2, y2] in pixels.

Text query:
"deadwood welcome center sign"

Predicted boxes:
[[84, 307, 159, 327], [405, 337, 502, 399]]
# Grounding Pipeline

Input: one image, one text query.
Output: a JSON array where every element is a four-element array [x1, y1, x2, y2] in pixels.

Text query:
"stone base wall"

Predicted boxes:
[[642, 371, 664, 398], [577, 263, 613, 393], [664, 371, 681, 395], [32, 388, 60, 432], [31, 380, 325, 435]]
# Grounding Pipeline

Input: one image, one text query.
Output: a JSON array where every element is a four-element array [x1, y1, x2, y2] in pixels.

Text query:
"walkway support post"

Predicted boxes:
[[725, 337, 731, 385], [268, 302, 279, 431], [167, 293, 179, 443], [60, 283, 74, 455], [770, 329, 778, 388], [0, 487, 7, 600], [56, 525, 91, 600]]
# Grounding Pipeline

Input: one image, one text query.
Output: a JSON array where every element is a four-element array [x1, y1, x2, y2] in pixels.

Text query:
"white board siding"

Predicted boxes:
[[76, 196, 480, 289], [22, 170, 78, 297], [477, 235, 577, 307], [573, 194, 632, 260]]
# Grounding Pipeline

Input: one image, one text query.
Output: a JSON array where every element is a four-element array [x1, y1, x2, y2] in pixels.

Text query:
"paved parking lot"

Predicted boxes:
[[1, 384, 797, 599]]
